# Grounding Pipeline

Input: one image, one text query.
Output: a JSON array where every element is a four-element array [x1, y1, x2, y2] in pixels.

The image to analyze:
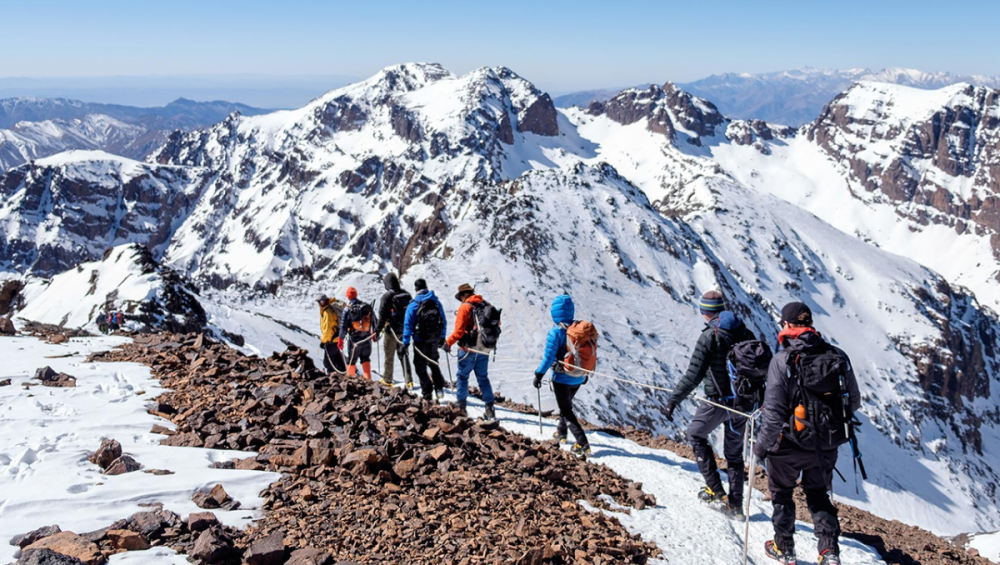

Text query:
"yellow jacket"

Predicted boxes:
[[320, 304, 340, 343]]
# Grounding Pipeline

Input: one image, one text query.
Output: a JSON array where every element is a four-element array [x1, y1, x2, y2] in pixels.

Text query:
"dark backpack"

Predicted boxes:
[[348, 302, 373, 334], [467, 301, 502, 351], [414, 299, 444, 341], [788, 345, 852, 451], [727, 340, 773, 405], [389, 291, 412, 331]]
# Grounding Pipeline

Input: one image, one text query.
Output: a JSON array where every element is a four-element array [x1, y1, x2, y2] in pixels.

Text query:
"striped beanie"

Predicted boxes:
[[699, 290, 725, 316]]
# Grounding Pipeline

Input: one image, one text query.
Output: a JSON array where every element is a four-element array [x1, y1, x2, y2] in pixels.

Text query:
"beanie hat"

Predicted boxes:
[[346, 287, 358, 301], [780, 302, 813, 326], [699, 290, 725, 316], [414, 278, 428, 291]]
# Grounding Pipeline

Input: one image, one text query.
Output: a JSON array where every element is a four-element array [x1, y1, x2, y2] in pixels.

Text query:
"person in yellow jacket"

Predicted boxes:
[[319, 295, 347, 375]]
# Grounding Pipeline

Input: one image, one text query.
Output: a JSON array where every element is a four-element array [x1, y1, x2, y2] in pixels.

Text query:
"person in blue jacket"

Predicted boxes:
[[533, 293, 590, 460], [402, 278, 448, 402]]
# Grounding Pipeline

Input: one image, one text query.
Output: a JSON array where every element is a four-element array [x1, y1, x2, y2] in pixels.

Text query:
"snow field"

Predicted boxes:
[[0, 336, 280, 564]]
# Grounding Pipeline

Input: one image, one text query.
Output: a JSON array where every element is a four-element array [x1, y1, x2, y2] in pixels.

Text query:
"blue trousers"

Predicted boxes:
[[456, 350, 493, 405]]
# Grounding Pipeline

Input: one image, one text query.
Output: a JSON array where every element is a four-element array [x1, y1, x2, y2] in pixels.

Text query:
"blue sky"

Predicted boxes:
[[1, 0, 997, 99]]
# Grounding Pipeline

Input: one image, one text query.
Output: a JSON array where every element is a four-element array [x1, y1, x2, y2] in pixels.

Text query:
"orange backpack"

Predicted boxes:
[[348, 302, 373, 333], [560, 321, 598, 377]]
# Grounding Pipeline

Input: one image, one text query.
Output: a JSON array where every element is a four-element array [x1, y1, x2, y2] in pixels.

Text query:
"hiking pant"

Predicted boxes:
[[322, 341, 346, 374], [768, 443, 840, 555], [553, 382, 587, 447], [382, 328, 409, 384], [686, 401, 747, 506], [347, 335, 372, 364], [456, 350, 493, 405], [413, 341, 446, 399]]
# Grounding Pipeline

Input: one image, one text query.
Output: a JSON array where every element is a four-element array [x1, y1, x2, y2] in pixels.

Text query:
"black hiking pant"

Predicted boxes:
[[322, 341, 346, 374], [767, 441, 840, 555], [554, 383, 587, 447], [413, 340, 446, 399], [346, 335, 372, 364], [686, 401, 747, 506]]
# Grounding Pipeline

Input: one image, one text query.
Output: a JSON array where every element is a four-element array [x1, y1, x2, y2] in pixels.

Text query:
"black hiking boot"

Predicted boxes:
[[454, 400, 467, 416], [818, 551, 840, 565], [481, 403, 497, 423], [553, 431, 567, 444], [765, 541, 796, 565], [697, 486, 727, 505], [571, 443, 591, 460], [434, 389, 444, 404]]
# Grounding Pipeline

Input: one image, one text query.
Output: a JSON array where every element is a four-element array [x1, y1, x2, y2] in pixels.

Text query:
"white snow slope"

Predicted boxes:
[[0, 335, 280, 564]]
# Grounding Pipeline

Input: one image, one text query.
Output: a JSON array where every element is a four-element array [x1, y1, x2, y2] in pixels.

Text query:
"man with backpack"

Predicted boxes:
[[445, 283, 501, 422], [377, 273, 413, 388], [533, 294, 598, 460], [754, 302, 861, 565], [665, 290, 758, 517], [318, 295, 347, 375], [402, 278, 447, 403], [339, 286, 376, 380]]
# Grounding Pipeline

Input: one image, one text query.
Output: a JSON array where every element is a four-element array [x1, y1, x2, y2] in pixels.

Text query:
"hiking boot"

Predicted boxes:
[[434, 389, 444, 403], [407, 382, 414, 390], [455, 400, 467, 416], [818, 551, 840, 565], [571, 443, 591, 460], [482, 403, 497, 423], [697, 486, 727, 504], [380, 377, 393, 387], [765, 541, 796, 565], [553, 431, 567, 444], [726, 501, 745, 520]]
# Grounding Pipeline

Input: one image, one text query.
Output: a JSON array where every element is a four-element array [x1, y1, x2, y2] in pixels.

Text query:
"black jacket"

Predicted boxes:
[[670, 311, 756, 404], [756, 330, 861, 455], [377, 273, 410, 336]]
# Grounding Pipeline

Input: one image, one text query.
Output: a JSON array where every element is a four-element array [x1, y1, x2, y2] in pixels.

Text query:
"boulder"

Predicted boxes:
[[88, 439, 122, 470], [0, 316, 15, 336], [11, 525, 62, 548], [126, 509, 181, 540], [286, 547, 333, 565], [104, 454, 141, 475], [244, 531, 284, 565], [24, 532, 103, 565], [105, 529, 149, 551], [187, 512, 220, 532], [189, 528, 237, 564], [16, 548, 87, 565]]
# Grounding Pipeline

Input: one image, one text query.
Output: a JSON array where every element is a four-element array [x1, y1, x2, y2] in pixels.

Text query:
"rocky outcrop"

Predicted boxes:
[[807, 82, 1000, 255], [725, 119, 795, 154], [516, 93, 559, 136], [587, 83, 724, 144]]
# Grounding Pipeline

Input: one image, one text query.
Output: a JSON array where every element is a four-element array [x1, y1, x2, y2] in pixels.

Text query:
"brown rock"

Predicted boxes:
[[244, 531, 284, 565], [104, 455, 141, 475], [393, 458, 418, 479], [0, 378, 11, 386], [11, 525, 62, 548], [191, 490, 219, 509], [105, 529, 149, 551], [286, 547, 333, 565], [88, 439, 122, 470], [341, 448, 379, 466], [24, 532, 103, 565], [188, 511, 220, 532], [209, 483, 231, 505], [428, 445, 451, 461], [190, 528, 237, 564]]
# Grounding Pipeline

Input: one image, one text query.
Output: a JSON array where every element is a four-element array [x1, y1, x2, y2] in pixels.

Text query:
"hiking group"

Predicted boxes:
[[318, 279, 862, 565]]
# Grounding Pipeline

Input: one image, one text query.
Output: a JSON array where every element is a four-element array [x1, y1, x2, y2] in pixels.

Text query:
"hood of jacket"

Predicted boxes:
[[550, 294, 575, 325], [782, 328, 826, 352], [384, 272, 400, 292], [712, 311, 743, 333]]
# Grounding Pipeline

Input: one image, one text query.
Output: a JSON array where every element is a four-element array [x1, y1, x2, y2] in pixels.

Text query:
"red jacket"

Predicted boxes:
[[446, 295, 483, 348]]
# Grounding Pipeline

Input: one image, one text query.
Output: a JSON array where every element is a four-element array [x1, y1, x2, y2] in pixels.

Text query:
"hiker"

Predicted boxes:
[[339, 287, 376, 380], [115, 311, 124, 328], [533, 293, 598, 460], [754, 302, 861, 565], [107, 311, 119, 332], [318, 295, 346, 375], [376, 273, 413, 388], [664, 290, 756, 517], [445, 283, 500, 422], [401, 278, 447, 402], [96, 313, 109, 335]]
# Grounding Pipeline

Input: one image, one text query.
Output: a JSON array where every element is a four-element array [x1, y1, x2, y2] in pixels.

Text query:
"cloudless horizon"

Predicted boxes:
[[2, 0, 999, 106]]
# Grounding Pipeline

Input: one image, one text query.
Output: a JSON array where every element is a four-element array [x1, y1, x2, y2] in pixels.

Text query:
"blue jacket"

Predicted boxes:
[[402, 290, 447, 346], [536, 294, 586, 386]]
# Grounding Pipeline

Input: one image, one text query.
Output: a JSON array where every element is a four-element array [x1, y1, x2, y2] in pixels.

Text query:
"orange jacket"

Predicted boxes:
[[446, 294, 483, 348]]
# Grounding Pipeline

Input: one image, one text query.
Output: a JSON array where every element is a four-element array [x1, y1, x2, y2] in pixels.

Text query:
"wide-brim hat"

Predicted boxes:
[[454, 283, 475, 301]]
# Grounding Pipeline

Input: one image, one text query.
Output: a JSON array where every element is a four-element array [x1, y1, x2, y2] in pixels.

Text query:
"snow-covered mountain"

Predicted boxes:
[[4, 63, 1000, 538], [0, 97, 271, 171], [572, 67, 1000, 127]]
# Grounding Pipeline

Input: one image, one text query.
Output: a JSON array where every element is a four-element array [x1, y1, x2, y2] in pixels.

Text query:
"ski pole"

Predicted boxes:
[[536, 386, 543, 435], [742, 415, 757, 565], [445, 350, 455, 388]]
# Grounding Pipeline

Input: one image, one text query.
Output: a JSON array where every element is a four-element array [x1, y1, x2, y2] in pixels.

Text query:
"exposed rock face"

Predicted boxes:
[[587, 82, 725, 143], [0, 279, 25, 316], [516, 93, 559, 136], [807, 82, 1000, 256], [725, 119, 795, 154]]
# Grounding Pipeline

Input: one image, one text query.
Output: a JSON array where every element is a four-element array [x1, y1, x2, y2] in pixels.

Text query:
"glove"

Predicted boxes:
[[444, 343, 452, 354], [372, 332, 379, 343], [533, 372, 544, 389], [401, 342, 410, 355], [337, 340, 344, 351], [439, 338, 446, 350], [664, 401, 676, 422], [753, 442, 768, 462]]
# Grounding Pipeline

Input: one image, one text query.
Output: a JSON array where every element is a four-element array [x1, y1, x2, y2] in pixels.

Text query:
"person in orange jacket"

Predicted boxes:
[[446, 283, 496, 421]]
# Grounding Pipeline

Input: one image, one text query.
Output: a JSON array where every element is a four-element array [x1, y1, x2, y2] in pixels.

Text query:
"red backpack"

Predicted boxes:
[[559, 321, 598, 377]]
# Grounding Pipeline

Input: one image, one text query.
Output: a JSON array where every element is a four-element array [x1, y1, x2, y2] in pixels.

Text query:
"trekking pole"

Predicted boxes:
[[536, 386, 543, 435], [742, 414, 758, 565], [445, 350, 454, 388]]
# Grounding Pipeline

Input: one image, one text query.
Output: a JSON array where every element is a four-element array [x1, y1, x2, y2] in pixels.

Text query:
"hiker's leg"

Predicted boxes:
[[723, 413, 748, 507], [803, 450, 840, 556], [455, 350, 474, 405], [322, 342, 334, 373], [767, 450, 803, 554], [426, 345, 446, 391], [346, 340, 357, 376], [687, 403, 728, 494], [413, 342, 433, 398], [554, 383, 586, 446], [383, 331, 397, 383], [473, 354, 494, 405]]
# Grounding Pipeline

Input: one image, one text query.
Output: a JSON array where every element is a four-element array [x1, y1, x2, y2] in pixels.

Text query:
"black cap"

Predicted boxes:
[[780, 302, 813, 326], [414, 278, 428, 291]]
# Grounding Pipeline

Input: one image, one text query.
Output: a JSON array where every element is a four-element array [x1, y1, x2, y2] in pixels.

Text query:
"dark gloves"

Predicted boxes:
[[533, 372, 544, 389], [665, 400, 676, 422], [401, 342, 410, 355], [439, 338, 446, 350], [753, 441, 768, 462], [372, 332, 379, 343]]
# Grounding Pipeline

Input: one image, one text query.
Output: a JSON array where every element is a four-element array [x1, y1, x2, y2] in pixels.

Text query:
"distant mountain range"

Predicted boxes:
[[554, 67, 1000, 126], [0, 97, 270, 171]]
